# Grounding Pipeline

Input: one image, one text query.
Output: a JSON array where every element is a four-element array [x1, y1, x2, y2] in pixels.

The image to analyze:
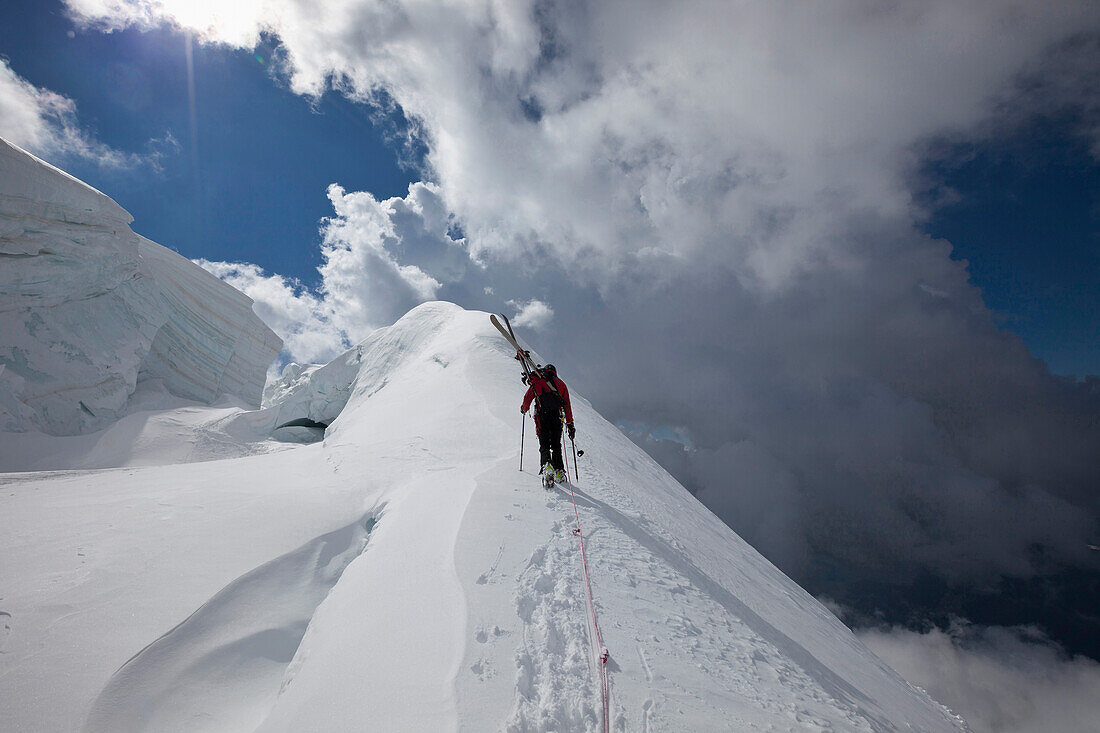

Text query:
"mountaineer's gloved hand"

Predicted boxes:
[[567, 422, 576, 440], [521, 406, 527, 414]]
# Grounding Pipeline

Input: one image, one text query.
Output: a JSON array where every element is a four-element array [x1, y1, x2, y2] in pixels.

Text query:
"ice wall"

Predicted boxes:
[[262, 350, 360, 430], [0, 137, 282, 435]]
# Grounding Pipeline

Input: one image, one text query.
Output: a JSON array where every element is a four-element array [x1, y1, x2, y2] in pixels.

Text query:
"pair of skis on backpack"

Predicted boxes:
[[490, 313, 541, 383]]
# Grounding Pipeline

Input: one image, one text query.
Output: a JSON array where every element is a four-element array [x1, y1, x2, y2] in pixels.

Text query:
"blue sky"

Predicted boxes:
[[0, 0, 418, 285], [921, 119, 1100, 378]]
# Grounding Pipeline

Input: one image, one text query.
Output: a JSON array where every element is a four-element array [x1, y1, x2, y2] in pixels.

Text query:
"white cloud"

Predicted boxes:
[[859, 622, 1100, 733], [198, 181, 471, 364], [0, 58, 168, 168], [508, 299, 553, 330], [318, 181, 475, 333], [59, 0, 1100, 300], [61, 2, 1100, 275]]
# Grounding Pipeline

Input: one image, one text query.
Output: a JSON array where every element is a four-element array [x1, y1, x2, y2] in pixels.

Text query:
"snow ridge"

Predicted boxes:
[[1, 302, 967, 732]]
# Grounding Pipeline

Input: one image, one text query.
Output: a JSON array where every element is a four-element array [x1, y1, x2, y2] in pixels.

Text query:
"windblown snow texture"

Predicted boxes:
[[0, 136, 281, 435], [0, 300, 966, 731]]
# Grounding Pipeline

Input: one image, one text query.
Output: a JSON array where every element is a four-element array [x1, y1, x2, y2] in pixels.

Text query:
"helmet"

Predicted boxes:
[[542, 364, 557, 378]]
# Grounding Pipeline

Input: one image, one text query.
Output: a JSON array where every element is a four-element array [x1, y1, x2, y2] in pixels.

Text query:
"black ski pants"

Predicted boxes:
[[535, 409, 565, 471]]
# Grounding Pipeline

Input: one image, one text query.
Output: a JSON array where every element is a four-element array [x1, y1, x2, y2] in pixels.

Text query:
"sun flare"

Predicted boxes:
[[69, 0, 265, 45]]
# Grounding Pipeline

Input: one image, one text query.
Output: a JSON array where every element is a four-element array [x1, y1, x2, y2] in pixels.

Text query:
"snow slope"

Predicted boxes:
[[0, 379, 293, 472], [0, 302, 966, 732], [0, 136, 281, 436]]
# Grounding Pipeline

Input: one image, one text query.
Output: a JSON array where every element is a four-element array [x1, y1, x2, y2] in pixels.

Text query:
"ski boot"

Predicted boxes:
[[554, 468, 566, 484], [541, 463, 555, 489]]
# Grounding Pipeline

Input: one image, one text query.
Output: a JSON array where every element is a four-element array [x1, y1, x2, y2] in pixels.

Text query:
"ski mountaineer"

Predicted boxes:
[[520, 364, 575, 484]]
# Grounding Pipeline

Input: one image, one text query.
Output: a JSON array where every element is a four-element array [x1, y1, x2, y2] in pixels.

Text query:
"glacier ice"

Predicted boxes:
[[0, 136, 282, 435], [262, 349, 363, 433]]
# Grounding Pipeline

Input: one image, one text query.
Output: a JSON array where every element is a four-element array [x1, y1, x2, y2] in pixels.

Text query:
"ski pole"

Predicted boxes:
[[520, 413, 525, 472], [571, 436, 579, 480]]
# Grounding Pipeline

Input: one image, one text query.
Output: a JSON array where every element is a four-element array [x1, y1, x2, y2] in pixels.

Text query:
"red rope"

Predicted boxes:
[[562, 439, 610, 732]]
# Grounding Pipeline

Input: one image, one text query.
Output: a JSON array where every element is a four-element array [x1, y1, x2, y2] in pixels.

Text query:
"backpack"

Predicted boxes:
[[536, 377, 564, 415]]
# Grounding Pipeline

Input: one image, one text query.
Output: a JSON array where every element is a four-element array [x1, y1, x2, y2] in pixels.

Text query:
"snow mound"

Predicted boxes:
[[0, 379, 290, 472], [2, 302, 966, 731], [0, 137, 281, 436]]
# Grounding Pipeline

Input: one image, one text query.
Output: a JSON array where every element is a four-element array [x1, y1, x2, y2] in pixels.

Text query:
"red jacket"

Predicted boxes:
[[522, 374, 573, 422]]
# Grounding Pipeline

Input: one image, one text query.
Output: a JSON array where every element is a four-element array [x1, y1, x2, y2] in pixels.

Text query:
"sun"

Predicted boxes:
[[144, 0, 264, 46]]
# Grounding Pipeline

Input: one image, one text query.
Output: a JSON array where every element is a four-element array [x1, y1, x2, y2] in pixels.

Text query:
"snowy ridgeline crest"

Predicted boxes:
[[0, 137, 282, 435], [0, 302, 967, 731]]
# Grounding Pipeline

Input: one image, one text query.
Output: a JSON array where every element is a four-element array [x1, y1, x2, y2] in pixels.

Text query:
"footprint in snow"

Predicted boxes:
[[475, 625, 508, 644], [469, 658, 495, 680]]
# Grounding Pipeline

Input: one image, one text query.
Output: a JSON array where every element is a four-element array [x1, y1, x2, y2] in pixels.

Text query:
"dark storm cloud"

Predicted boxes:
[[544, 222, 1098, 585]]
